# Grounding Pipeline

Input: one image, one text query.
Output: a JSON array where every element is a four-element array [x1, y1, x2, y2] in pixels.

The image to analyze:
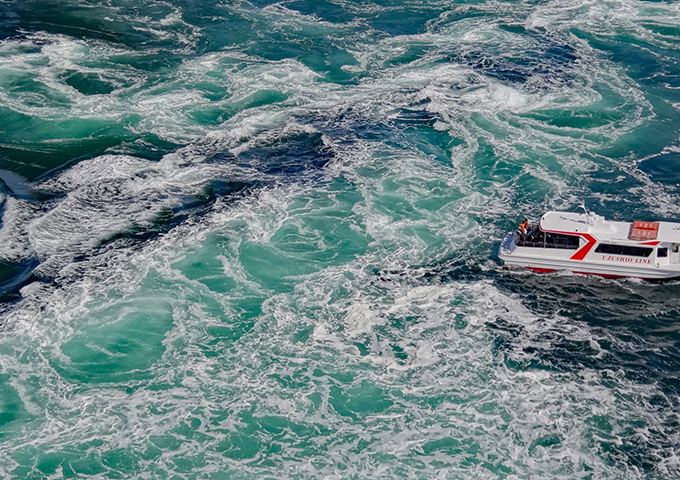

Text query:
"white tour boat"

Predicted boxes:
[[498, 209, 680, 280]]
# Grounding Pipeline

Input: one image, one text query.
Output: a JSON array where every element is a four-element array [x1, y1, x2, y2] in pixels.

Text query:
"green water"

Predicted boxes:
[[1, 0, 680, 478]]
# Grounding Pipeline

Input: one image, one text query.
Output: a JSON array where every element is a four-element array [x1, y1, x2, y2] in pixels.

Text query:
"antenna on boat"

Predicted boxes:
[[579, 201, 595, 225], [579, 201, 588, 216]]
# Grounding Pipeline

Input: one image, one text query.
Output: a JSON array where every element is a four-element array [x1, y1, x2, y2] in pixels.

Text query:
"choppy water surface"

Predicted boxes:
[[1, 0, 680, 477]]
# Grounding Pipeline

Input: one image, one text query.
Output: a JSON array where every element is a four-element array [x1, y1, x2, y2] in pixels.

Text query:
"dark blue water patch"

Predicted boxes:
[[639, 150, 680, 191], [416, 256, 491, 282], [0, 259, 40, 303], [495, 268, 680, 326], [449, 38, 580, 89], [271, 105, 453, 173], [491, 273, 680, 476], [0, 180, 38, 302], [234, 130, 335, 178], [0, 2, 20, 40], [371, 253, 499, 298], [495, 272, 680, 388], [0, 170, 32, 200], [435, 24, 582, 90], [314, 106, 394, 141], [330, 86, 456, 159]]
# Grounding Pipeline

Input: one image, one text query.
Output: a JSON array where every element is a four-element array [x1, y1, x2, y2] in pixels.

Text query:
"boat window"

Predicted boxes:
[[544, 232, 580, 250], [594, 243, 653, 257], [674, 244, 679, 254], [658, 247, 668, 258], [516, 230, 579, 250], [515, 227, 543, 248]]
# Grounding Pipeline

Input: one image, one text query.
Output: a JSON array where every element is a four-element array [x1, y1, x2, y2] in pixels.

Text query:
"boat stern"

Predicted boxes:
[[498, 231, 517, 261]]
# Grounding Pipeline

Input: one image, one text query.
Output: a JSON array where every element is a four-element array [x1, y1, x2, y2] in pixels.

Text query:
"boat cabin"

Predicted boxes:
[[517, 211, 680, 264]]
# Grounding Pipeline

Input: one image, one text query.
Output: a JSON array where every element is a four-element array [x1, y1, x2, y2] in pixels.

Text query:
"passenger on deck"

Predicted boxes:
[[518, 218, 529, 238]]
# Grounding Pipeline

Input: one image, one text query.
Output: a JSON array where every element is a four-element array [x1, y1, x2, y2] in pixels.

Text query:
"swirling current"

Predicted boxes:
[[1, 0, 680, 478]]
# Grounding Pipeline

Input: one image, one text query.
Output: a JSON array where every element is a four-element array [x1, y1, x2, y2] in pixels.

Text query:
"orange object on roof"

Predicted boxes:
[[629, 220, 659, 241]]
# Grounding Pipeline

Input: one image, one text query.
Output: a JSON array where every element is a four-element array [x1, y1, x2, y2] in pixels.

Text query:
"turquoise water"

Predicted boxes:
[[1, 0, 680, 477]]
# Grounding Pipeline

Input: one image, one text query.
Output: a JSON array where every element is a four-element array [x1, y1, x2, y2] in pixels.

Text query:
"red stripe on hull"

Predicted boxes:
[[524, 267, 557, 273]]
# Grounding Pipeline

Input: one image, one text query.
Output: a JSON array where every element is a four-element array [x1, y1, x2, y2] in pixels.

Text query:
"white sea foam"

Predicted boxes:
[[1, 0, 680, 477]]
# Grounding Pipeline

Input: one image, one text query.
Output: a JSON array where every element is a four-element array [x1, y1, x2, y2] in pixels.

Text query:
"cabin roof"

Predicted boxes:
[[538, 211, 680, 244]]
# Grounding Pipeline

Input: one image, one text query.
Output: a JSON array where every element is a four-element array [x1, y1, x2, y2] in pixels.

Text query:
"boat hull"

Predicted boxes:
[[498, 232, 680, 280]]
